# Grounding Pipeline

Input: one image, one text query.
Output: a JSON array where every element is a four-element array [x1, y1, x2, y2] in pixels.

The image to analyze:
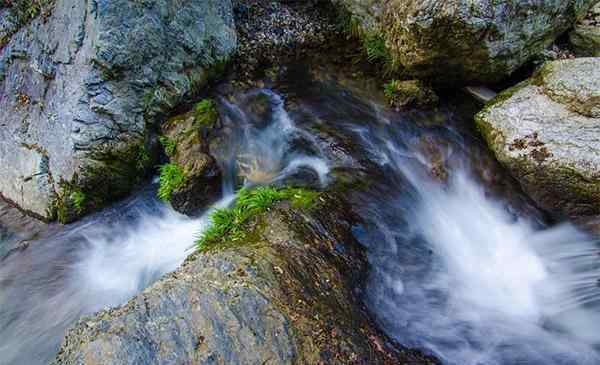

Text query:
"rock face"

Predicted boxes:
[[476, 58, 600, 219], [52, 193, 437, 365], [335, 0, 595, 84], [0, 0, 237, 221]]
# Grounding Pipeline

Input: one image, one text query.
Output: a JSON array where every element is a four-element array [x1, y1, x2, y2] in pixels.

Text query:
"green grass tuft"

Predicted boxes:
[[196, 186, 320, 251], [159, 136, 177, 156], [157, 162, 185, 201]]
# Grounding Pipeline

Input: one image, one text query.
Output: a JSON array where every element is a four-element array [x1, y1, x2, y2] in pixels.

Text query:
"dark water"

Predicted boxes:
[[1, 66, 599, 365]]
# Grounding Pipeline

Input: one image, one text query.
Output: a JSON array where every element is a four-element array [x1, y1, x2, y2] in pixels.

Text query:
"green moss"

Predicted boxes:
[[197, 186, 320, 252], [159, 136, 177, 156], [158, 162, 185, 201], [192, 99, 218, 128]]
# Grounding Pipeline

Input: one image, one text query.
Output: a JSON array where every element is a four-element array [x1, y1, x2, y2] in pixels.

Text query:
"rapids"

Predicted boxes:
[[0, 67, 599, 365]]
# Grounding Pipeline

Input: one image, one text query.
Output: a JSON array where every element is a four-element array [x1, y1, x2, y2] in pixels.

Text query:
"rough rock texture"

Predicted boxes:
[[570, 2, 600, 56], [334, 0, 595, 84], [160, 101, 222, 215], [52, 194, 437, 365], [476, 58, 600, 219], [233, 0, 339, 79], [0, 0, 237, 221]]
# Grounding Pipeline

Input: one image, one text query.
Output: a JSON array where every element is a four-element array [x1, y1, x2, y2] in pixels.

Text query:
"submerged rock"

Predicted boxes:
[[0, 0, 237, 222], [52, 193, 437, 365], [476, 57, 600, 219], [335, 0, 595, 84]]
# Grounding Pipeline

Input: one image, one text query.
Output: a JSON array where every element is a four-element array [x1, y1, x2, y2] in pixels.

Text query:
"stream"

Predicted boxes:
[[1, 66, 599, 365]]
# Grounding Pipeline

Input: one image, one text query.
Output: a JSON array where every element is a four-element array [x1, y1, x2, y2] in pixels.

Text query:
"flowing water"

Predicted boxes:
[[0, 68, 599, 365]]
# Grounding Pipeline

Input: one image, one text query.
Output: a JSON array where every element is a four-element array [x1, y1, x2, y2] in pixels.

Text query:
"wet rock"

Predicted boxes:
[[334, 0, 596, 84], [160, 100, 223, 216], [476, 58, 600, 219], [0, 0, 237, 222], [52, 194, 437, 365]]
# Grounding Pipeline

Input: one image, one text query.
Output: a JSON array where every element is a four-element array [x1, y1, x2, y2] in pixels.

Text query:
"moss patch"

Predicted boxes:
[[196, 186, 320, 252], [52, 139, 154, 223]]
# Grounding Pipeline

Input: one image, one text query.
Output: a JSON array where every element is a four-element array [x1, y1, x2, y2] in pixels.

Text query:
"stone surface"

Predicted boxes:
[[0, 0, 237, 221], [52, 194, 438, 365], [476, 58, 600, 218], [334, 0, 596, 84]]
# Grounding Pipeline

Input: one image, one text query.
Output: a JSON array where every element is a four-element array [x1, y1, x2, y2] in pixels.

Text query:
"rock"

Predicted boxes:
[[384, 79, 438, 109], [570, 25, 600, 56], [159, 99, 223, 215], [570, 3, 600, 56], [52, 193, 437, 365], [475, 58, 600, 219], [0, 0, 237, 222], [334, 0, 596, 84]]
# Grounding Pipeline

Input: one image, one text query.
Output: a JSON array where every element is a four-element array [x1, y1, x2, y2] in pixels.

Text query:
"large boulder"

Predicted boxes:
[[476, 57, 600, 219], [0, 0, 237, 222], [52, 192, 437, 365], [335, 0, 595, 84]]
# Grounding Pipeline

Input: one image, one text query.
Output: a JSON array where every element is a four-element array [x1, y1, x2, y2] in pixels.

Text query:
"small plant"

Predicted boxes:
[[159, 136, 177, 156], [157, 162, 185, 201], [193, 99, 218, 127], [136, 144, 150, 170], [70, 190, 86, 213], [383, 79, 401, 100], [196, 186, 320, 251]]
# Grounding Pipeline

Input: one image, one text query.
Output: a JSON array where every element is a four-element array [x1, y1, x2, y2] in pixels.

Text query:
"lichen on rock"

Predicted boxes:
[[476, 58, 600, 219]]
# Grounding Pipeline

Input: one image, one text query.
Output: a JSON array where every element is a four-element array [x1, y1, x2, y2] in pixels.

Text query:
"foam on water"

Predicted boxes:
[[361, 137, 600, 365]]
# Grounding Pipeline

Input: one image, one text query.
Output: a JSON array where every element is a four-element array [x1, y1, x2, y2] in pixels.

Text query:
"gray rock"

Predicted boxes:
[[476, 58, 600, 218], [335, 0, 596, 84], [52, 194, 437, 365], [0, 0, 237, 222]]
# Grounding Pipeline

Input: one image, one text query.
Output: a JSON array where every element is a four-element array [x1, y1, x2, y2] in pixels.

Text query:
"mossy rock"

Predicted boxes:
[[53, 139, 155, 224], [159, 98, 222, 215], [383, 79, 438, 109]]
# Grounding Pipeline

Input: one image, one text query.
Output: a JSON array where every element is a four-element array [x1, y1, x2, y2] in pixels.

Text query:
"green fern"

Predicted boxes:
[[196, 186, 320, 251], [157, 162, 185, 201]]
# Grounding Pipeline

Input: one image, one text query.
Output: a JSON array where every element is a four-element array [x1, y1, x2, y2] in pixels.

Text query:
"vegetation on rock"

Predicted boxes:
[[383, 79, 438, 108], [196, 186, 320, 251], [157, 162, 185, 201]]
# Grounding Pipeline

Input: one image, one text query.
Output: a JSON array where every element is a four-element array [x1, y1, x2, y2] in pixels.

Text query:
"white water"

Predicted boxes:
[[0, 87, 331, 365], [363, 136, 600, 365]]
